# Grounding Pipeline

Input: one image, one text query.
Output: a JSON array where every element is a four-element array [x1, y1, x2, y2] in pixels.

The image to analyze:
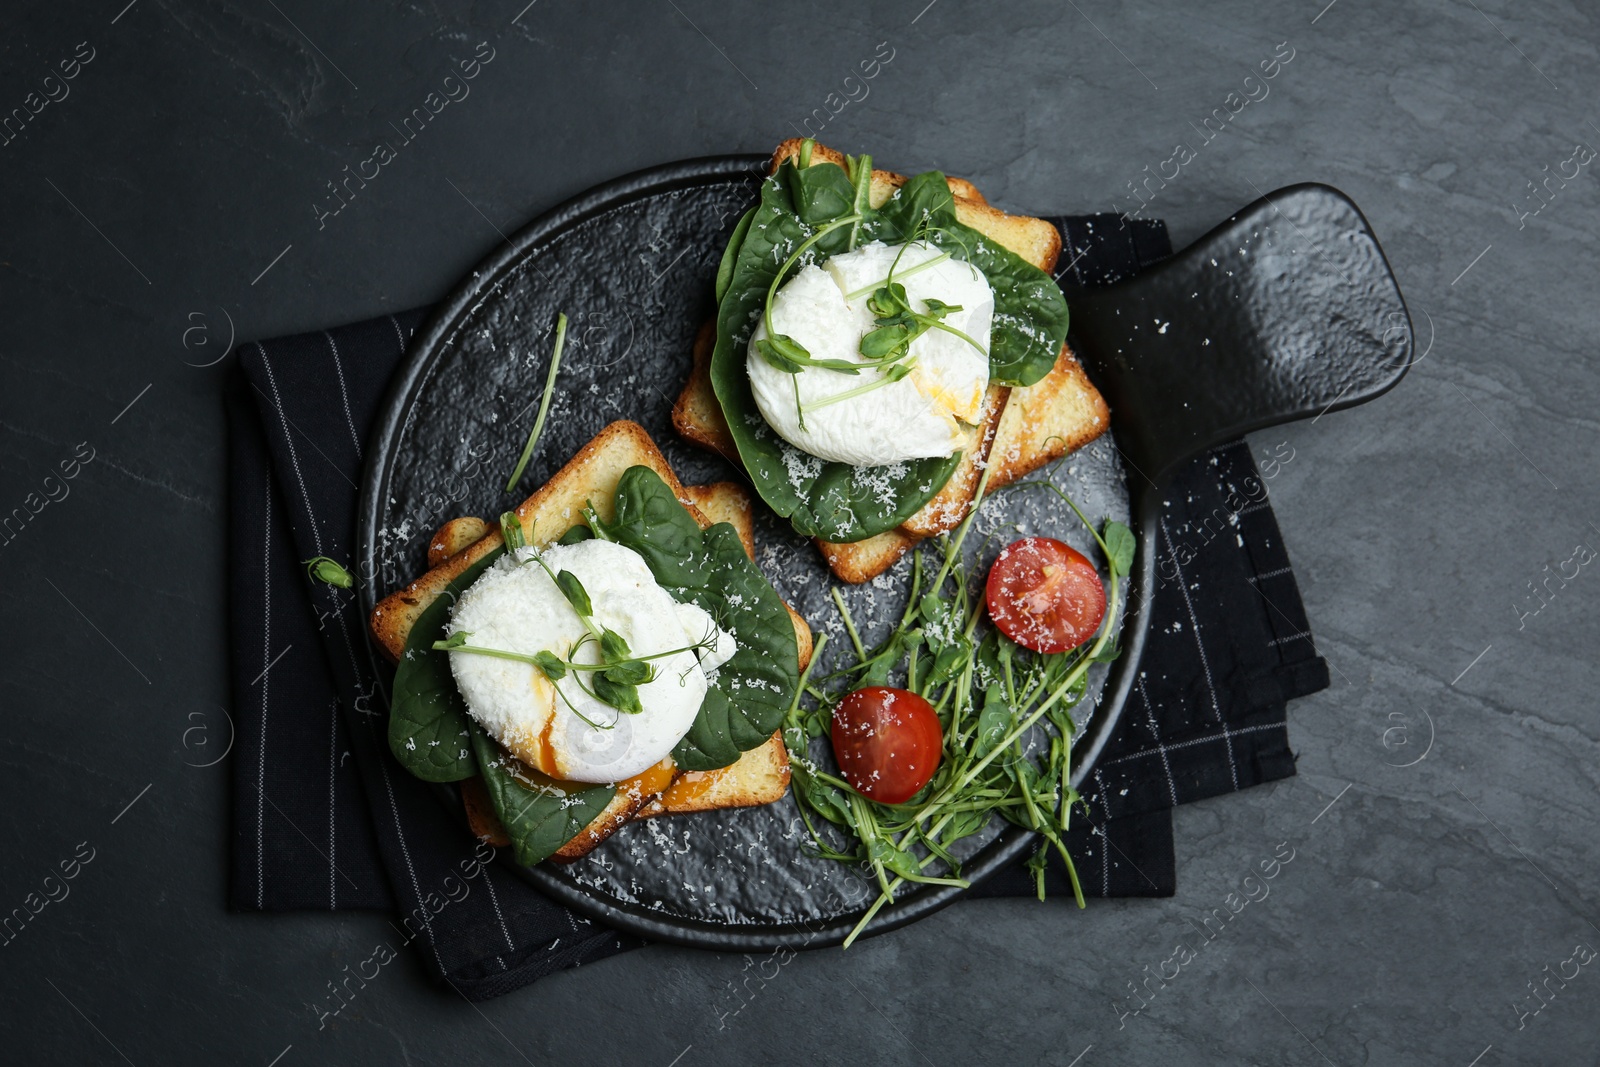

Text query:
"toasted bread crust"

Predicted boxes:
[[947, 176, 987, 205], [987, 342, 1110, 489], [671, 321, 738, 463], [550, 782, 654, 861], [816, 528, 920, 585], [899, 383, 1010, 539], [428, 516, 489, 568], [460, 775, 509, 847], [462, 766, 661, 860], [680, 480, 752, 553]]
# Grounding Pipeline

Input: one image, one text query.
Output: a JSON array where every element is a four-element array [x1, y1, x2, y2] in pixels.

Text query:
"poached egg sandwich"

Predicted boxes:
[[747, 240, 994, 467], [696, 140, 1075, 553], [376, 422, 806, 867]]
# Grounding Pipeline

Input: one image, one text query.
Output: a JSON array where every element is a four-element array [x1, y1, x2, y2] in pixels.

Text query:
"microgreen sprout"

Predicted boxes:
[[302, 556, 354, 588], [842, 251, 952, 302], [855, 236, 988, 364], [435, 626, 720, 726], [505, 311, 569, 492], [843, 152, 873, 251]]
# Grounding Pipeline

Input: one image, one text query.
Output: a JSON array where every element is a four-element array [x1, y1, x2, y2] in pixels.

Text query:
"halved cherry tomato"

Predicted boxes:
[[830, 686, 943, 804], [985, 537, 1105, 653]]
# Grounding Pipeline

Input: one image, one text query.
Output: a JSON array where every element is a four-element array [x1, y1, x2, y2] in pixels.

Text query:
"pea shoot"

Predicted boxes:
[[302, 556, 354, 588], [505, 311, 569, 493]]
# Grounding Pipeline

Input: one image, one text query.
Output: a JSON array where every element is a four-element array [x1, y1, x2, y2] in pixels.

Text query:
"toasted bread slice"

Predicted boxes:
[[373, 423, 809, 860], [986, 341, 1110, 486], [638, 730, 791, 818]]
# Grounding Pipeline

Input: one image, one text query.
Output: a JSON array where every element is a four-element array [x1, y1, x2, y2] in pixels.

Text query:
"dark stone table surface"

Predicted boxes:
[[2, 2, 1596, 1064]]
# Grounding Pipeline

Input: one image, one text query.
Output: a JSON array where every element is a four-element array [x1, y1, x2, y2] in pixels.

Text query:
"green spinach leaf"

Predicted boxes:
[[469, 722, 616, 867], [556, 523, 593, 546], [597, 468, 704, 587], [604, 467, 801, 771], [784, 158, 856, 225], [388, 547, 505, 781], [714, 206, 756, 305]]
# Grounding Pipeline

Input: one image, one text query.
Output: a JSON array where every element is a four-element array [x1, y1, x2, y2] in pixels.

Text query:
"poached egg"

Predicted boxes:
[[746, 240, 993, 467], [446, 538, 736, 784]]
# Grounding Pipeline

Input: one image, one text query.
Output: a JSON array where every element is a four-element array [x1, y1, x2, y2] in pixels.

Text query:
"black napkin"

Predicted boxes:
[[227, 214, 1327, 1000]]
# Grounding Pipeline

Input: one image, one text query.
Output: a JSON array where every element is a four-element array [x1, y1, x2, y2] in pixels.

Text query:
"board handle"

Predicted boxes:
[[1069, 183, 1413, 486]]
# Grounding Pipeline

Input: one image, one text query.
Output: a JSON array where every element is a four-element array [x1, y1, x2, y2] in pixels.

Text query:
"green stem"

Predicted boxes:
[[920, 315, 988, 356], [505, 312, 568, 492], [846, 153, 872, 251], [842, 251, 952, 302], [786, 632, 828, 717], [801, 363, 915, 413], [831, 587, 867, 661], [436, 637, 712, 672], [430, 642, 540, 667], [896, 871, 969, 889], [933, 451, 998, 592], [763, 214, 864, 345], [581, 503, 612, 541]]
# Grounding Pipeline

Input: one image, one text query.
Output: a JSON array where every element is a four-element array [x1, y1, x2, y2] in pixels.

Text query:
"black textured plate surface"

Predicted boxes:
[[358, 155, 1412, 951]]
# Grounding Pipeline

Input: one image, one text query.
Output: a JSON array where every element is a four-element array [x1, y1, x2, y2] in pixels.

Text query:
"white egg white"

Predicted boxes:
[[747, 240, 993, 467], [445, 539, 735, 784]]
